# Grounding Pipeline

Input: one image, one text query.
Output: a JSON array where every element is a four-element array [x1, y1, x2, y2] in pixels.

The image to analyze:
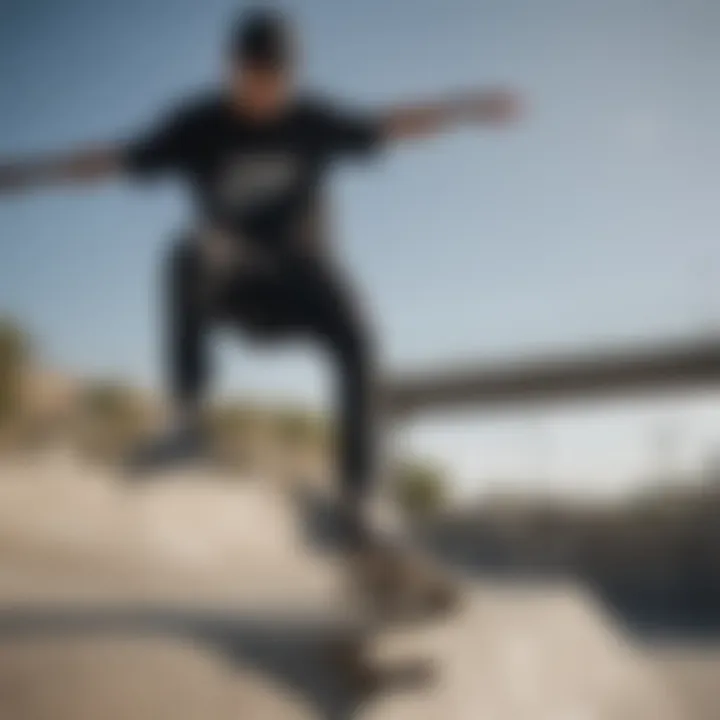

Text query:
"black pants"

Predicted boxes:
[[166, 238, 377, 502]]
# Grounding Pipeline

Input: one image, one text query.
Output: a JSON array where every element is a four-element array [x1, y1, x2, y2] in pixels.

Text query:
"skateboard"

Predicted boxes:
[[296, 487, 463, 696], [295, 485, 461, 614]]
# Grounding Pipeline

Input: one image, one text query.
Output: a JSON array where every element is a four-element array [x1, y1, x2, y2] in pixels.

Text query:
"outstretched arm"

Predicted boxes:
[[381, 88, 521, 142], [0, 144, 125, 195]]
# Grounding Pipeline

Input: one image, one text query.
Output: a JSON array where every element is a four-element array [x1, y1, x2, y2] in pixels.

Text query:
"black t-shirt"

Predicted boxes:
[[123, 92, 383, 251]]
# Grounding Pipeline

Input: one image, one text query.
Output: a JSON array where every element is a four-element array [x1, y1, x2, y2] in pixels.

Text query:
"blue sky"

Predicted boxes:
[[2, 0, 720, 494]]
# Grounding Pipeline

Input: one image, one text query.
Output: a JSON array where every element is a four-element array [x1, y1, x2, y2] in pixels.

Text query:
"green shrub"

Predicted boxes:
[[76, 381, 146, 461], [0, 319, 30, 426], [393, 459, 447, 518]]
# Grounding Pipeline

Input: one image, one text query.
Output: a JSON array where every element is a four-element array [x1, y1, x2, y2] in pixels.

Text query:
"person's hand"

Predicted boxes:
[[0, 147, 121, 196], [472, 89, 523, 125], [201, 227, 272, 277], [202, 228, 241, 271]]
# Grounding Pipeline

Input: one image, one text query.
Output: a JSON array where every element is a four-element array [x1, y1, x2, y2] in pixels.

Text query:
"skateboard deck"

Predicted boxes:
[[294, 485, 462, 617], [294, 486, 462, 696]]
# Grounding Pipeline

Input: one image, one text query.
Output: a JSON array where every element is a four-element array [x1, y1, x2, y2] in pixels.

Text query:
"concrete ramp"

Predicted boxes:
[[0, 454, 691, 719], [0, 585, 686, 720], [353, 582, 683, 720]]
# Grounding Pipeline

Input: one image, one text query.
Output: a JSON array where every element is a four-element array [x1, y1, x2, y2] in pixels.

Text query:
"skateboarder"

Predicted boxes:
[[0, 8, 520, 551]]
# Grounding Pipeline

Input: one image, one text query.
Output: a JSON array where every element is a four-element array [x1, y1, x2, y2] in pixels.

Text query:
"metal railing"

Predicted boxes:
[[384, 335, 720, 418]]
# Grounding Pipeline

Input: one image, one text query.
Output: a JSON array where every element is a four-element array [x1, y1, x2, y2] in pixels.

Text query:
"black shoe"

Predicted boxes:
[[124, 427, 208, 478], [295, 487, 374, 554]]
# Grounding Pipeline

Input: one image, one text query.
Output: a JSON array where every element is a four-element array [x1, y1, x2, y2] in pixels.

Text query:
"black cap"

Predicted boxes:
[[230, 8, 294, 69]]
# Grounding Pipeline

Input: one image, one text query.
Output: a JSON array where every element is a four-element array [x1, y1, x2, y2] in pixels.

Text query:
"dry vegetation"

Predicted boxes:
[[0, 317, 446, 515]]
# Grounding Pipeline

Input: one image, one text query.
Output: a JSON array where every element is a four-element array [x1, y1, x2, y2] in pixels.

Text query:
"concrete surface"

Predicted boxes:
[[0, 450, 714, 719]]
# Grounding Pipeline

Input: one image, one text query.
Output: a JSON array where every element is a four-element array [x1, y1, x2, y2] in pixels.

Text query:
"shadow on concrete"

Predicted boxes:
[[0, 604, 430, 720], [411, 520, 720, 643]]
